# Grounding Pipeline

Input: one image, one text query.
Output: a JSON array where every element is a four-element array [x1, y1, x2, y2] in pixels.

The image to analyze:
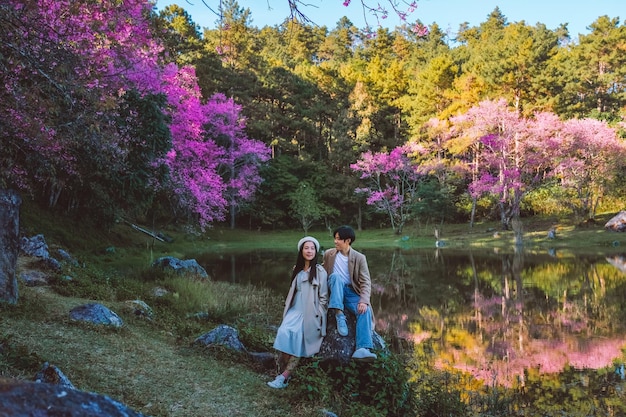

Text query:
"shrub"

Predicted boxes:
[[320, 352, 418, 416]]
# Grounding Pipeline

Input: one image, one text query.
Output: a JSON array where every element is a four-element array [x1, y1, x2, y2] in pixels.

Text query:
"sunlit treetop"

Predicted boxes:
[[206, 0, 429, 37], [289, 0, 429, 36]]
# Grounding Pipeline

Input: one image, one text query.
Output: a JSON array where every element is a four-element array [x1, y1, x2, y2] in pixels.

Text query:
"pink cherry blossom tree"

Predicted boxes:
[[448, 100, 625, 227], [162, 66, 270, 229], [2, 0, 270, 230], [206, 94, 271, 229], [551, 118, 626, 221], [1, 0, 163, 206], [450, 99, 554, 230], [351, 143, 425, 234]]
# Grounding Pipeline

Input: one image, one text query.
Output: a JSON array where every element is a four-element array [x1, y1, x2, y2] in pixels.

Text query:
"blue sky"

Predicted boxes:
[[156, 0, 624, 39]]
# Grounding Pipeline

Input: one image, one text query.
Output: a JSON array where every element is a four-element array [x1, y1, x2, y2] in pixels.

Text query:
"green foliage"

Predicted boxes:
[[114, 90, 171, 222], [467, 384, 516, 417], [252, 156, 301, 228], [413, 178, 456, 224], [0, 333, 44, 377], [317, 352, 419, 416], [289, 182, 322, 233], [524, 183, 572, 216], [287, 352, 418, 417], [289, 358, 334, 404], [520, 364, 626, 416], [49, 265, 145, 302], [413, 368, 469, 417], [235, 318, 275, 352]]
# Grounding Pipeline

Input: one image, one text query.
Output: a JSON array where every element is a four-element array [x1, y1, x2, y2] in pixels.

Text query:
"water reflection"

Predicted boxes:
[[195, 248, 626, 386]]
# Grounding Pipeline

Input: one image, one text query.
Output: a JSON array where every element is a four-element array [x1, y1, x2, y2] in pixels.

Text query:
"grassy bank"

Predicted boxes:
[[2, 204, 625, 416]]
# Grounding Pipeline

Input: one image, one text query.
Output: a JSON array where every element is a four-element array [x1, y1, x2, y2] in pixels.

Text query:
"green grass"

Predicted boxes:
[[0, 274, 315, 416], [0, 286, 306, 417]]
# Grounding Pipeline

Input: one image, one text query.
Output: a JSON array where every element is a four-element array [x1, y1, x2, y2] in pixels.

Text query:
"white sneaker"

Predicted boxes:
[[352, 348, 377, 362], [336, 313, 349, 337], [267, 374, 288, 389]]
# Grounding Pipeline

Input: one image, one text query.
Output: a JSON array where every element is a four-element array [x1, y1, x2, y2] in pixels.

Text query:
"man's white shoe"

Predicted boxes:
[[336, 313, 349, 336], [352, 348, 377, 362], [267, 375, 288, 389]]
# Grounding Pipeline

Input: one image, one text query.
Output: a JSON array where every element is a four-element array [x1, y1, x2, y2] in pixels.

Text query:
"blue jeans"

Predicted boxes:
[[328, 273, 374, 350]]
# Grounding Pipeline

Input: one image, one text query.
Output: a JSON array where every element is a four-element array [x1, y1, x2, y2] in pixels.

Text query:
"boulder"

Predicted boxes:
[[0, 378, 149, 417], [152, 256, 208, 279], [19, 234, 63, 271], [34, 362, 75, 389], [20, 234, 49, 258], [123, 299, 154, 320], [69, 303, 124, 328], [56, 248, 80, 266], [19, 270, 50, 286], [194, 324, 247, 352], [605, 211, 626, 232], [318, 310, 386, 365], [194, 325, 278, 370]]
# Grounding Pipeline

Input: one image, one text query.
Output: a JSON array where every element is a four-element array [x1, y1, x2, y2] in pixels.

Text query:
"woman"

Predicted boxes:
[[267, 236, 328, 389]]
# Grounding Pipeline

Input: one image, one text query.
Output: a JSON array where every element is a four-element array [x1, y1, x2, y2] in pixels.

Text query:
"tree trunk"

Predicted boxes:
[[356, 204, 362, 231], [469, 196, 476, 229], [229, 199, 236, 229], [0, 189, 21, 304]]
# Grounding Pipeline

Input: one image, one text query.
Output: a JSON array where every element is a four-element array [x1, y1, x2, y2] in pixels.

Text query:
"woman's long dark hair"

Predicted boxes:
[[291, 244, 318, 283]]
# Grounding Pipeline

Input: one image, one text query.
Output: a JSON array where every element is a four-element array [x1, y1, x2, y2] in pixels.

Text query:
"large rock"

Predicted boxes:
[[19, 234, 50, 258], [605, 211, 626, 232], [0, 189, 21, 304], [318, 310, 386, 364], [19, 234, 63, 271], [194, 324, 246, 352], [0, 378, 149, 417], [152, 256, 208, 279], [69, 303, 124, 328], [194, 325, 277, 369]]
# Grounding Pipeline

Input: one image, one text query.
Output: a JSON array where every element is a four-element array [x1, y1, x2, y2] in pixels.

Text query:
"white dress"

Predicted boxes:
[[273, 270, 313, 357]]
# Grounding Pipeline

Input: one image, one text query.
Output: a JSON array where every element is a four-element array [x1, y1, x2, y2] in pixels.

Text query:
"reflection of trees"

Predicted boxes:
[[370, 248, 414, 338], [369, 248, 465, 345], [433, 251, 626, 387]]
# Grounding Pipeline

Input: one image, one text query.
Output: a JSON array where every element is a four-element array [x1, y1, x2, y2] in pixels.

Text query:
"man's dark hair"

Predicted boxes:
[[333, 225, 356, 245]]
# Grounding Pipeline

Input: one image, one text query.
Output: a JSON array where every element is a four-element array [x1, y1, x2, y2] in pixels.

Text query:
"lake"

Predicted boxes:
[[195, 247, 626, 387]]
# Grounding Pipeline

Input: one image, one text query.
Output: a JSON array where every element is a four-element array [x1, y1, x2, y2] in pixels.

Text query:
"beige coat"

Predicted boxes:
[[281, 264, 328, 356], [322, 247, 372, 306]]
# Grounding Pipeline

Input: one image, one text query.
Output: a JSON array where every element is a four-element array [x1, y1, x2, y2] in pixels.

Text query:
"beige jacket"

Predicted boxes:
[[322, 247, 372, 306], [282, 264, 328, 355]]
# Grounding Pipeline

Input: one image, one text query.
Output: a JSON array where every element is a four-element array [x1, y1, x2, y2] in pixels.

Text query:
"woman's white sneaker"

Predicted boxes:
[[267, 375, 288, 389]]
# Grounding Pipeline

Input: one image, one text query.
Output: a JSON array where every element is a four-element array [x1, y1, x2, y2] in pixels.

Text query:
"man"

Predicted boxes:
[[323, 225, 377, 361]]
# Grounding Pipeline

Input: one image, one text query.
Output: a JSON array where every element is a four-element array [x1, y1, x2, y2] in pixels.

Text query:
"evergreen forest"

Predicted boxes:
[[2, 0, 626, 233]]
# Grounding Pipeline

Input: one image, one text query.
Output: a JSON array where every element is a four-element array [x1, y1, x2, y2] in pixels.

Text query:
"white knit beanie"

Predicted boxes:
[[297, 236, 320, 252]]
